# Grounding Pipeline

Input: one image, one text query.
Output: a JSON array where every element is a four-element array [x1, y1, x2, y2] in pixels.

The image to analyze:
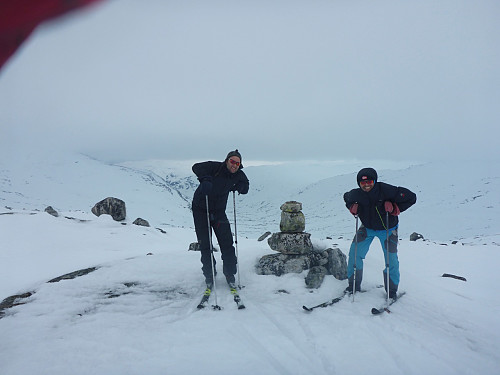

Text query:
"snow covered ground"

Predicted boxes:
[[1, 152, 499, 375]]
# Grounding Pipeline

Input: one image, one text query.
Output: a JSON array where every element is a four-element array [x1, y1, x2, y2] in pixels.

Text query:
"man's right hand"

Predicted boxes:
[[201, 180, 212, 195]]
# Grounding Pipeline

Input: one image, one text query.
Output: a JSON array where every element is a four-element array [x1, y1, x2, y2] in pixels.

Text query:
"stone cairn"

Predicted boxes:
[[256, 201, 347, 288]]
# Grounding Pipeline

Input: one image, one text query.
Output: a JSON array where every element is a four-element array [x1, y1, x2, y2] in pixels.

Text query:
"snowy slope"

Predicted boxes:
[[1, 152, 499, 375], [118, 157, 500, 242]]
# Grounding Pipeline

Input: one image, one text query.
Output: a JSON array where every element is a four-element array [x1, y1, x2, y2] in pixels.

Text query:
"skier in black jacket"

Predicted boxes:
[[191, 150, 249, 288], [343, 167, 416, 298]]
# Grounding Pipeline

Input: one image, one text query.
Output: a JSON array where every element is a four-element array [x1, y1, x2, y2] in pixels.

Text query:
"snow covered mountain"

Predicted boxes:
[[1, 151, 499, 375], [3, 151, 498, 242]]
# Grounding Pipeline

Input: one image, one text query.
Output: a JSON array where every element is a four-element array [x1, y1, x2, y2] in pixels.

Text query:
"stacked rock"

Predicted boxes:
[[280, 201, 305, 232], [256, 201, 347, 288], [267, 201, 313, 255]]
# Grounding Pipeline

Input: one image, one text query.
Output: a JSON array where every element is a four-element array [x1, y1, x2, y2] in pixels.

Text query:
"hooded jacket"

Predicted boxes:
[[344, 180, 416, 230], [191, 161, 249, 213]]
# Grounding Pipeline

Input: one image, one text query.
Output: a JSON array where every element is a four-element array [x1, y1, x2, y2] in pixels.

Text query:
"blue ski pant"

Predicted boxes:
[[347, 225, 400, 286]]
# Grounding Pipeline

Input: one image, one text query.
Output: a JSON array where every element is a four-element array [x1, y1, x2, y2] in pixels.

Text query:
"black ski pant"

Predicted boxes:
[[192, 208, 237, 281]]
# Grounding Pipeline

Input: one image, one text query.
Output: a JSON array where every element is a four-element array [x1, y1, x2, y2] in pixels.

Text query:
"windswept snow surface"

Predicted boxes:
[[1, 152, 499, 375]]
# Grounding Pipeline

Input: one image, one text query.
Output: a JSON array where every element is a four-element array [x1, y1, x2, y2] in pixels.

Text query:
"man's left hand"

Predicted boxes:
[[384, 201, 400, 216], [231, 181, 243, 193]]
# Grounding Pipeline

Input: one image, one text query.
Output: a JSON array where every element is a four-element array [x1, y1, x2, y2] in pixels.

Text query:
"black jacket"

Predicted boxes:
[[191, 161, 249, 213], [344, 182, 416, 230]]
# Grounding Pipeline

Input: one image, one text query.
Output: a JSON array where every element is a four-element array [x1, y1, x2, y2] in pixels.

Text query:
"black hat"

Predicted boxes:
[[225, 149, 243, 168], [357, 167, 377, 185]]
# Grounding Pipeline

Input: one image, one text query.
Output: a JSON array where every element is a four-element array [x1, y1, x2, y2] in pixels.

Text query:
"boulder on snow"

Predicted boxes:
[[188, 242, 218, 252], [410, 232, 424, 241], [305, 266, 327, 289], [91, 197, 126, 221], [324, 248, 348, 280], [133, 218, 150, 227], [44, 206, 59, 217], [189, 242, 200, 251]]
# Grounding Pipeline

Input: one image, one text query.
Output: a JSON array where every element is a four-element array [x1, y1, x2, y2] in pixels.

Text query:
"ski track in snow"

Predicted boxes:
[[1, 221, 499, 374], [254, 303, 323, 374]]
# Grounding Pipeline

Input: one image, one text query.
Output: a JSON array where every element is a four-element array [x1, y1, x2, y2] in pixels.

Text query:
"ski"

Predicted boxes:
[[303, 292, 347, 312], [303, 285, 385, 312], [371, 292, 406, 315], [229, 284, 246, 309]]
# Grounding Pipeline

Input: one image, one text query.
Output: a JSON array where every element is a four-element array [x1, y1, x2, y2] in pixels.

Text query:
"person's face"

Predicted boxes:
[[359, 180, 374, 192], [226, 157, 241, 173]]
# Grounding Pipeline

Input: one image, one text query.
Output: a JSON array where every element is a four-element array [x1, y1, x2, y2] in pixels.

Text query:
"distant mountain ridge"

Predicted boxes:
[[1, 152, 498, 243]]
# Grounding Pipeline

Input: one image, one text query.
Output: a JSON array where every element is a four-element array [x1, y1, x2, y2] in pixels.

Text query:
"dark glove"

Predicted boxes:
[[230, 181, 243, 193], [200, 180, 212, 195], [349, 203, 358, 216]]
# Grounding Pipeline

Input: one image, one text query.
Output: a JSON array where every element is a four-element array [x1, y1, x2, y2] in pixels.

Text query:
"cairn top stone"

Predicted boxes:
[[280, 201, 302, 213]]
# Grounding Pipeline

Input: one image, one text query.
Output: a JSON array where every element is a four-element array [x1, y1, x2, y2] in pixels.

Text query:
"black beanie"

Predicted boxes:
[[357, 167, 377, 185], [225, 149, 243, 168]]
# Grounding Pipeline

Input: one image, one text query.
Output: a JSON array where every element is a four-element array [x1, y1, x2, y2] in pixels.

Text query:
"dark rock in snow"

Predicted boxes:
[[258, 231, 272, 241], [189, 242, 200, 251], [324, 248, 348, 280], [133, 218, 150, 227], [91, 197, 126, 221], [45, 206, 59, 217], [410, 232, 424, 241], [305, 266, 327, 289], [188, 242, 218, 252]]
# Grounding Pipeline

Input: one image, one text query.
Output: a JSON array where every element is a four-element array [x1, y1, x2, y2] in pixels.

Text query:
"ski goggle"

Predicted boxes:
[[228, 159, 240, 166], [360, 180, 374, 186]]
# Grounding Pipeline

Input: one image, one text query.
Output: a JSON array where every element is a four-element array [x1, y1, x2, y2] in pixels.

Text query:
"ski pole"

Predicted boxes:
[[206, 195, 220, 309], [352, 215, 359, 301], [232, 191, 242, 288], [385, 211, 390, 305]]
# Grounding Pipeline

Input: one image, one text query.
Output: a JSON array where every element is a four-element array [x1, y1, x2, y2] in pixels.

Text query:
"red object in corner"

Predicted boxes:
[[0, 0, 103, 70]]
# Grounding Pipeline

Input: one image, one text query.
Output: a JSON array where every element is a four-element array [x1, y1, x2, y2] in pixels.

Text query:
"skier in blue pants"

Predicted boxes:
[[346, 226, 400, 289], [344, 168, 416, 298]]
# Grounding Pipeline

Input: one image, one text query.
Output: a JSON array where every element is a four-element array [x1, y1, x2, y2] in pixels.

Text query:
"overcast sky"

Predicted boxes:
[[1, 0, 499, 163]]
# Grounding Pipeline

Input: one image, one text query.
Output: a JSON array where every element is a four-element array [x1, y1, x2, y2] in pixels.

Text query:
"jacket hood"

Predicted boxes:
[[357, 167, 378, 185]]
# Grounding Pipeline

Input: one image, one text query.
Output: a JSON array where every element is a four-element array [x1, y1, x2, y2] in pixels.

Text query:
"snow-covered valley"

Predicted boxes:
[[1, 151, 499, 374]]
